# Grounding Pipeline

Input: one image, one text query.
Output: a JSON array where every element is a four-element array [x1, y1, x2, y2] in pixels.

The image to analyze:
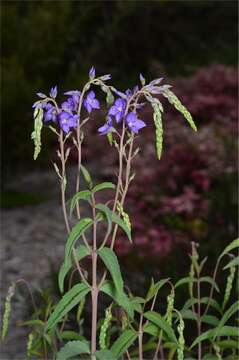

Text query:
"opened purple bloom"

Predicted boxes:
[[108, 98, 126, 123], [98, 117, 114, 135], [44, 103, 57, 122], [126, 112, 146, 133], [50, 86, 57, 99], [58, 111, 78, 133], [83, 91, 100, 113]]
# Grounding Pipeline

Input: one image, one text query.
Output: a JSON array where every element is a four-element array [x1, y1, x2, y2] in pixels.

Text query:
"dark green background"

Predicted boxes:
[[2, 0, 237, 176]]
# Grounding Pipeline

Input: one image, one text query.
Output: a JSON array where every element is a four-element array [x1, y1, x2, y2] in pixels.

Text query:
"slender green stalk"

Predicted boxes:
[[91, 193, 99, 356]]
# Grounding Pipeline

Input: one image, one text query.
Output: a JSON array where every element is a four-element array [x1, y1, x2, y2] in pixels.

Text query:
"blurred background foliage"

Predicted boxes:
[[2, 0, 237, 174], [1, 3, 238, 353]]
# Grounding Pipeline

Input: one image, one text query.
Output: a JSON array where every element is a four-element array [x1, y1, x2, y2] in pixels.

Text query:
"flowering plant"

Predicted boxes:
[[2, 67, 238, 360]]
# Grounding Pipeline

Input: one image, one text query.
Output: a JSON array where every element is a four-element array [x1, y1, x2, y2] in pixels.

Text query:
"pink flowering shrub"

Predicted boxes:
[[63, 65, 237, 259]]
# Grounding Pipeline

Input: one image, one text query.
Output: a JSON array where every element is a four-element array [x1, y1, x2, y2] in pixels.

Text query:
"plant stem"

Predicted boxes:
[[91, 193, 99, 356], [197, 277, 202, 360], [59, 131, 88, 284], [138, 313, 144, 360]]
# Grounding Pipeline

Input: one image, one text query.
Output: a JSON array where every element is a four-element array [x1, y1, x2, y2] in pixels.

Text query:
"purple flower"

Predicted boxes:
[[126, 112, 146, 133], [63, 90, 81, 112], [108, 98, 126, 123], [89, 66, 95, 79], [44, 104, 58, 122], [83, 91, 100, 113], [98, 117, 114, 135], [50, 86, 57, 99], [58, 111, 78, 133]]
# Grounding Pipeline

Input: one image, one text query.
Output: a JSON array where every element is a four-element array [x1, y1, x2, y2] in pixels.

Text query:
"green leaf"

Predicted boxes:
[[21, 319, 45, 327], [112, 210, 132, 243], [59, 331, 85, 341], [200, 276, 220, 292], [111, 329, 137, 358], [45, 283, 90, 331], [175, 277, 197, 289], [100, 280, 134, 318], [215, 339, 239, 350], [143, 311, 177, 343], [190, 326, 239, 349], [56, 340, 90, 360], [96, 204, 113, 238], [163, 89, 197, 131], [130, 296, 145, 313], [95, 349, 117, 360], [213, 301, 239, 339], [107, 132, 113, 146], [58, 244, 90, 293], [220, 238, 239, 259], [31, 107, 43, 160], [97, 204, 132, 243], [93, 182, 115, 193], [146, 278, 170, 302], [144, 323, 160, 337], [69, 190, 91, 217], [98, 247, 123, 292], [80, 165, 93, 189], [64, 218, 93, 267], [224, 256, 239, 270]]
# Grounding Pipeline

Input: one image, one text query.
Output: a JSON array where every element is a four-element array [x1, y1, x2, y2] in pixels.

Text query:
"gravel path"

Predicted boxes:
[[0, 166, 95, 359]]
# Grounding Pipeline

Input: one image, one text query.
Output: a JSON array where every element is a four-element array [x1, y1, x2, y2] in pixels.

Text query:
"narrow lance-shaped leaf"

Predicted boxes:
[[143, 311, 178, 343], [96, 204, 113, 238], [80, 165, 93, 189], [96, 204, 132, 242], [98, 247, 123, 292], [223, 256, 239, 270], [93, 182, 115, 194], [95, 349, 117, 360], [56, 340, 90, 360], [100, 280, 134, 318], [163, 89, 197, 131], [31, 107, 43, 160], [69, 190, 91, 217], [111, 329, 137, 358], [190, 326, 239, 349], [64, 218, 93, 267], [45, 283, 90, 331], [58, 245, 90, 293], [213, 300, 239, 340], [220, 238, 239, 259]]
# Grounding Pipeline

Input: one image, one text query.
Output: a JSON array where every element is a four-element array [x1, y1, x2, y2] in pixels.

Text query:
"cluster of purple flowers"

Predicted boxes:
[[34, 67, 147, 135], [98, 95, 146, 135], [34, 86, 100, 134]]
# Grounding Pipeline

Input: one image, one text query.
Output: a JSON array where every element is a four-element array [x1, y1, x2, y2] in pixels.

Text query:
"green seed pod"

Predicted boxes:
[[177, 315, 185, 360], [223, 266, 236, 309], [165, 289, 175, 327], [1, 283, 16, 340], [99, 306, 112, 350], [117, 202, 131, 231], [27, 332, 34, 357], [31, 107, 43, 160], [163, 89, 197, 132], [152, 103, 163, 160]]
